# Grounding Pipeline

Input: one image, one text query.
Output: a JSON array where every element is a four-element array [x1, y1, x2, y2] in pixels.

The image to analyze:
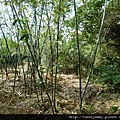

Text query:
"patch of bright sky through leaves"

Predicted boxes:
[[0, 0, 83, 41]]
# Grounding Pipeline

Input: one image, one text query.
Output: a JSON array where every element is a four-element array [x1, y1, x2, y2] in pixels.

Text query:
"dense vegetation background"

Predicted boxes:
[[0, 0, 120, 114]]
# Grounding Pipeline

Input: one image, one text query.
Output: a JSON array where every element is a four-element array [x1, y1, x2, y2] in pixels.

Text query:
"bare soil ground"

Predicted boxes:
[[0, 63, 120, 114]]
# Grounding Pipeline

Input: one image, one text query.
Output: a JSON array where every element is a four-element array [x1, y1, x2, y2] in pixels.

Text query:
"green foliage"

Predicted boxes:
[[111, 106, 118, 113], [97, 64, 120, 89], [57, 38, 91, 74], [20, 33, 29, 42], [58, 40, 78, 74]]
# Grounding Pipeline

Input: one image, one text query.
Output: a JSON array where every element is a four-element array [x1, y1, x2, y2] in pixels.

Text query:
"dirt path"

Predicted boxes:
[[0, 66, 120, 114]]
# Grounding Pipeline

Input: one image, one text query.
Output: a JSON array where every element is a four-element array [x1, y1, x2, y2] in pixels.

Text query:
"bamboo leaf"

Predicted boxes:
[[13, 20, 17, 26]]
